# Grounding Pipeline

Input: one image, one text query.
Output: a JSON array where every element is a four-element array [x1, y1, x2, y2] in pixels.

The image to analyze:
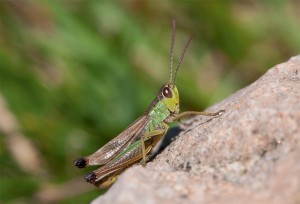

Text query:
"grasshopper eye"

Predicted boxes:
[[162, 87, 173, 98]]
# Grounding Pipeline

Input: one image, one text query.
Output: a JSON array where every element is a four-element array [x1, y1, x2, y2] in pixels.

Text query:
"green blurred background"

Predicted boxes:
[[0, 0, 299, 203]]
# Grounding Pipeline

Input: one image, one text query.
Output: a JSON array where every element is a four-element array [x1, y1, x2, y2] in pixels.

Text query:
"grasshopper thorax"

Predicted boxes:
[[159, 83, 179, 114]]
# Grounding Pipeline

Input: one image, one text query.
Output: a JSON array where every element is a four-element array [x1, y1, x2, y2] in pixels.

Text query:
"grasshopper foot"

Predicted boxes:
[[85, 172, 97, 183], [216, 109, 225, 116], [74, 158, 87, 168]]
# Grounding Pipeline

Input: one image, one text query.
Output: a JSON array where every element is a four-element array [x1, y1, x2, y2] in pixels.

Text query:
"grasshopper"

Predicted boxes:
[[74, 20, 224, 188]]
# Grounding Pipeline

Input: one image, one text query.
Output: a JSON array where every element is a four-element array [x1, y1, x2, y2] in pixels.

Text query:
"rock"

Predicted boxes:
[[92, 56, 300, 204]]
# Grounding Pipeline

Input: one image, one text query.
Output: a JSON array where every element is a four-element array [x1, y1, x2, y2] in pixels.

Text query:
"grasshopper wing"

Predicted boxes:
[[74, 115, 150, 168]]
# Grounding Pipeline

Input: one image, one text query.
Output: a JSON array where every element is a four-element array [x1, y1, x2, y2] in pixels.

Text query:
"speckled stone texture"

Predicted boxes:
[[92, 55, 300, 204]]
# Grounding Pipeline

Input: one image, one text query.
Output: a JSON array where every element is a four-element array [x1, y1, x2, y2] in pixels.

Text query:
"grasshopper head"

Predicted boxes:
[[160, 83, 179, 114], [158, 20, 193, 115]]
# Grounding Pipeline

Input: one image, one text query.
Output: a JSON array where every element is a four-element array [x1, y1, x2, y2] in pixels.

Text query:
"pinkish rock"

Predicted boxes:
[[92, 55, 300, 204]]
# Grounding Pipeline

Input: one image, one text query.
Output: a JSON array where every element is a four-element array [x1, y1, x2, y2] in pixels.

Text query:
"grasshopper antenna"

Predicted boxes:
[[173, 32, 195, 83], [169, 19, 176, 83]]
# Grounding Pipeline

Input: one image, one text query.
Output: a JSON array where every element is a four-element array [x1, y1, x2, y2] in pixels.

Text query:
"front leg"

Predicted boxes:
[[165, 109, 225, 123]]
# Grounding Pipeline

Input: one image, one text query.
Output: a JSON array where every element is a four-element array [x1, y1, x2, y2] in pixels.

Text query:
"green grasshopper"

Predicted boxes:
[[74, 20, 224, 188]]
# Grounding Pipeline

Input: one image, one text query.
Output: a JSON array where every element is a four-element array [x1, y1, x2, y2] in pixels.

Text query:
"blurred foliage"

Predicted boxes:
[[0, 0, 299, 203]]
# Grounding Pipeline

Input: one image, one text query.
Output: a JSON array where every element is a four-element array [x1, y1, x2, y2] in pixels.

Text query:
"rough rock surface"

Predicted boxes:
[[92, 56, 300, 204]]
